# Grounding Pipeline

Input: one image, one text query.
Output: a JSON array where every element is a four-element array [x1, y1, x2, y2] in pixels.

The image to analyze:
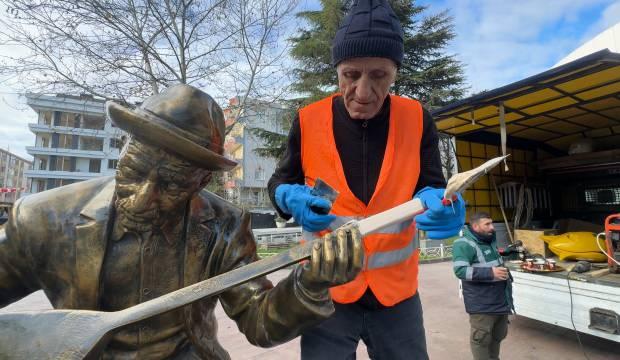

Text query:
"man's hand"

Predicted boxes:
[[275, 184, 336, 232], [492, 267, 509, 281], [298, 226, 364, 293], [414, 187, 466, 239]]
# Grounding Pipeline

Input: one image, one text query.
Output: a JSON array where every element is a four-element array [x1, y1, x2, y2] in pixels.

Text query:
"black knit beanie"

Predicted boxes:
[[331, 0, 404, 67]]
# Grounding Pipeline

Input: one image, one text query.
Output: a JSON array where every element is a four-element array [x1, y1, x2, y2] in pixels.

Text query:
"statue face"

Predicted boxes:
[[114, 141, 209, 232]]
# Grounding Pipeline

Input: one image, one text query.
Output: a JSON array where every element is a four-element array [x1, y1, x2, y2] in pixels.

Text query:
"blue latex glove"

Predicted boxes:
[[414, 187, 466, 239], [275, 184, 336, 232]]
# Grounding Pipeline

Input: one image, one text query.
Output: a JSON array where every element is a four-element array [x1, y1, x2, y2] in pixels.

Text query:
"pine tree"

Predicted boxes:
[[390, 1, 466, 108], [252, 0, 466, 159], [289, 0, 348, 103]]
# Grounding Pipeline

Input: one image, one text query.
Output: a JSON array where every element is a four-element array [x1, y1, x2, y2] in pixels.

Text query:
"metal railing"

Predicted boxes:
[[420, 245, 453, 260], [259, 246, 454, 259], [255, 236, 453, 262], [253, 227, 302, 252]]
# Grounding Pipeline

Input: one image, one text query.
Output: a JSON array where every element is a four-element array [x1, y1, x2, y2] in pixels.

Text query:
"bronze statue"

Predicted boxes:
[[0, 84, 364, 359]]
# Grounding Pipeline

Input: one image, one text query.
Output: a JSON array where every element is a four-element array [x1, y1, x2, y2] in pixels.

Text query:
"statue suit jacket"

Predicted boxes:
[[0, 176, 332, 359]]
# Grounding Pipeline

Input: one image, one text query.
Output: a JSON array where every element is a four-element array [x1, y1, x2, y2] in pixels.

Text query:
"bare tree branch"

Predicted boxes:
[[219, 0, 299, 126], [1, 0, 289, 103]]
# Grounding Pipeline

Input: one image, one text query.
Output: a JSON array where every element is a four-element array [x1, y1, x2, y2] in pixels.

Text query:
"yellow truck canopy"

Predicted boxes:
[[432, 49, 620, 221], [433, 49, 620, 153]]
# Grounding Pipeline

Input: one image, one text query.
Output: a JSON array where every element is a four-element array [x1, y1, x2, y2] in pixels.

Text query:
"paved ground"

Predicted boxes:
[[2, 261, 618, 359]]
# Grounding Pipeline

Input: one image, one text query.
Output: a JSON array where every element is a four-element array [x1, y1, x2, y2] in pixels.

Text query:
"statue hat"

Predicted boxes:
[[106, 84, 237, 171]]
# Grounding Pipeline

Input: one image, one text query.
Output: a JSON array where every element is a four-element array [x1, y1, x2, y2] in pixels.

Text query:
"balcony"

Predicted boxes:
[[26, 93, 105, 115], [24, 169, 104, 180], [28, 123, 108, 137], [26, 146, 106, 159]]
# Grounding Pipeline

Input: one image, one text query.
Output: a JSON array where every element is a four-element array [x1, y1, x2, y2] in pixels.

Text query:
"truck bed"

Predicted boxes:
[[506, 261, 620, 343]]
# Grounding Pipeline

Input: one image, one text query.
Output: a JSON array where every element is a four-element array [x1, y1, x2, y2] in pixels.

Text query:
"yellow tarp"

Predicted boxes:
[[541, 232, 608, 262], [433, 50, 620, 152]]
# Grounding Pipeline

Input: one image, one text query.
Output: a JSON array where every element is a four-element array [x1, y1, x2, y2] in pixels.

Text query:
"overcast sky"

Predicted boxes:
[[1, 0, 620, 160]]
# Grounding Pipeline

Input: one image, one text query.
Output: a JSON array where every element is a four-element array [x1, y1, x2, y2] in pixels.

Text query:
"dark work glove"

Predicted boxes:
[[414, 187, 466, 239], [275, 184, 336, 232]]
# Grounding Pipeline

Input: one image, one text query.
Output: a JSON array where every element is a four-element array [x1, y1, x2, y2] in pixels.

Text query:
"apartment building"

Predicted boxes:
[[223, 97, 288, 213], [0, 148, 31, 211], [25, 93, 126, 193]]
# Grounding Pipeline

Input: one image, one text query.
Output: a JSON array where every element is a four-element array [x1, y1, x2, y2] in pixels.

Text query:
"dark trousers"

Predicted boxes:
[[300, 292, 428, 360], [469, 314, 509, 360]]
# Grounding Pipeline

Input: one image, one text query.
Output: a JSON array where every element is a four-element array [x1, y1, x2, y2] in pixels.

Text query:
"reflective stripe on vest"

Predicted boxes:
[[466, 267, 474, 281], [366, 231, 418, 270], [453, 237, 504, 268], [302, 216, 417, 270]]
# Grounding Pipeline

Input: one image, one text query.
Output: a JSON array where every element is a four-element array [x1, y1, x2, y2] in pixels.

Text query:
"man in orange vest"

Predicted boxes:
[[268, 0, 465, 359]]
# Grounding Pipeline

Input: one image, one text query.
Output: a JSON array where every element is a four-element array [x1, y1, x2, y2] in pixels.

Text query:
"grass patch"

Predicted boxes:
[[257, 246, 294, 258]]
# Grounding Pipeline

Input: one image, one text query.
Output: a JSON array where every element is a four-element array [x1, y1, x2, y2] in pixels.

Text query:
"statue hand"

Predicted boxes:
[[298, 226, 364, 294]]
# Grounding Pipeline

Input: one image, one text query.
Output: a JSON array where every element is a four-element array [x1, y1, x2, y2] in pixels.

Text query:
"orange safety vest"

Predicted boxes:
[[299, 94, 424, 307]]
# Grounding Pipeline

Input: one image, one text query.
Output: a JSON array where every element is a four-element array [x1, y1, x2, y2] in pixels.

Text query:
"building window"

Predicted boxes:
[[58, 113, 73, 127], [41, 111, 52, 126], [60, 157, 72, 171], [82, 115, 105, 130], [58, 134, 73, 149], [47, 178, 60, 190], [74, 114, 81, 128], [48, 156, 72, 171], [38, 157, 48, 170], [108, 159, 118, 169], [110, 138, 123, 149], [255, 166, 265, 181], [80, 137, 104, 151], [53, 111, 61, 126], [89, 159, 101, 173], [59, 179, 72, 186], [33, 179, 46, 192], [51, 133, 59, 148]]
